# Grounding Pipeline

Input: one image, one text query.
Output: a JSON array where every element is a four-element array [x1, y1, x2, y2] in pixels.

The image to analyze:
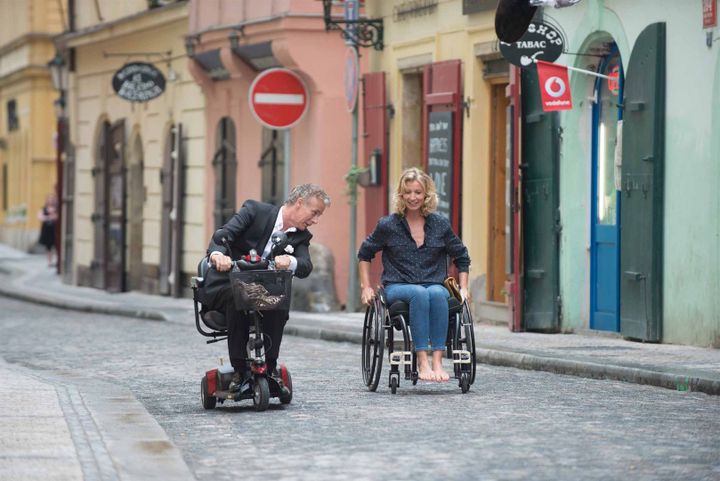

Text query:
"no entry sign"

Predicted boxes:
[[249, 68, 309, 129]]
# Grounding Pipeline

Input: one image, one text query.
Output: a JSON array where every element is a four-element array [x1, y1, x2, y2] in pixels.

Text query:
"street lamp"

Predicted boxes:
[[48, 53, 69, 93], [47, 52, 69, 275]]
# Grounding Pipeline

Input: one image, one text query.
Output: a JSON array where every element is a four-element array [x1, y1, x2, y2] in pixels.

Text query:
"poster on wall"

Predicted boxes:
[[427, 111, 453, 221]]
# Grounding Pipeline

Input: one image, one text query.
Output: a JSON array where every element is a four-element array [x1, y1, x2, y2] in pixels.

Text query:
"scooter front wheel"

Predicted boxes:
[[253, 376, 270, 411]]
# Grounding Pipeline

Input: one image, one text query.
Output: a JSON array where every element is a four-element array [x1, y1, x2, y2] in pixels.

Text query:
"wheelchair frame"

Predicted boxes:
[[361, 288, 477, 394]]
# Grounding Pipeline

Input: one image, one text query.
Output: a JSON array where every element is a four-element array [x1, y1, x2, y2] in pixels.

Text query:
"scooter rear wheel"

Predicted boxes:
[[278, 367, 293, 404], [201, 375, 216, 410]]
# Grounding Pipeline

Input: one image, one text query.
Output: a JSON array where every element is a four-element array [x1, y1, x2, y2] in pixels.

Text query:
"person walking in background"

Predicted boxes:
[[37, 192, 58, 267], [358, 167, 470, 382]]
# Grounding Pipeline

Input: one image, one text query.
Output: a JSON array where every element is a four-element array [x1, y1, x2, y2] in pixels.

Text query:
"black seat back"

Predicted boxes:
[[195, 257, 228, 332]]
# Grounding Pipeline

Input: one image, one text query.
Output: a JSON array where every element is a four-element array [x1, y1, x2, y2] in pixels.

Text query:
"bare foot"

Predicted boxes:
[[431, 350, 450, 382], [432, 368, 450, 382], [418, 368, 437, 382], [416, 351, 436, 381]]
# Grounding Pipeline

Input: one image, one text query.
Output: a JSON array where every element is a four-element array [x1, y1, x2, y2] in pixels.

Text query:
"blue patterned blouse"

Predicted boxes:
[[357, 212, 470, 286]]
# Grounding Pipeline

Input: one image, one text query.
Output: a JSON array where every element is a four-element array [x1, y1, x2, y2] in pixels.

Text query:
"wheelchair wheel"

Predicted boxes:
[[463, 302, 477, 384], [452, 302, 477, 387], [362, 298, 385, 392], [253, 376, 270, 412], [201, 375, 216, 410]]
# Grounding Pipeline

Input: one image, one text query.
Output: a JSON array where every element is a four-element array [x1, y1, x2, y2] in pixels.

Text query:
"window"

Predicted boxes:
[[7, 100, 18, 132], [259, 128, 285, 206]]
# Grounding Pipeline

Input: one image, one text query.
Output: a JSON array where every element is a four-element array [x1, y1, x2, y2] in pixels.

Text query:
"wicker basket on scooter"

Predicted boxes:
[[229, 270, 293, 311]]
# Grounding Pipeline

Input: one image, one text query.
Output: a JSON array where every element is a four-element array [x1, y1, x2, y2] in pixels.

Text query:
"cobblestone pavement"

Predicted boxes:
[[2, 297, 719, 481]]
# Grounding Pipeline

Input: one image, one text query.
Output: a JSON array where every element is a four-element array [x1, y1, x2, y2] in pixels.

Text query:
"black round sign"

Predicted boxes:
[[112, 62, 166, 102], [499, 21, 565, 68]]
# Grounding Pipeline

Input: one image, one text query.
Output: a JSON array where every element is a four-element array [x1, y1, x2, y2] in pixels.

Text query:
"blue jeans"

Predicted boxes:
[[384, 283, 449, 352]]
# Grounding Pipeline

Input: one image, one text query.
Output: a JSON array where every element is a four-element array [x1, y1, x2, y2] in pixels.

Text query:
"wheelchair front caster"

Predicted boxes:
[[253, 376, 270, 411], [459, 372, 470, 394], [389, 373, 400, 394]]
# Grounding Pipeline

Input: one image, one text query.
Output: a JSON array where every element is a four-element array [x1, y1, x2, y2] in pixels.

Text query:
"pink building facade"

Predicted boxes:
[[187, 0, 361, 306]]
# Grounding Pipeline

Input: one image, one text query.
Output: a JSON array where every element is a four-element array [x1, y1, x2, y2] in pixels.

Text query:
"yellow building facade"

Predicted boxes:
[[0, 0, 66, 250], [58, 0, 206, 295], [363, 0, 510, 322]]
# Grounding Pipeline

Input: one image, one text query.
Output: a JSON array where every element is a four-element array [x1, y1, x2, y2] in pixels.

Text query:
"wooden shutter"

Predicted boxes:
[[620, 23, 666, 342], [362, 71, 389, 287]]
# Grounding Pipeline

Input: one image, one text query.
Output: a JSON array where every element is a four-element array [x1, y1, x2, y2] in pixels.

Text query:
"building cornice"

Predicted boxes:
[[0, 33, 56, 57], [189, 12, 325, 38], [0, 65, 51, 88], [57, 2, 188, 49]]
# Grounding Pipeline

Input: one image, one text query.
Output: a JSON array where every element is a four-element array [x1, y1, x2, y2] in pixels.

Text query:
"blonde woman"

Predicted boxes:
[[358, 167, 470, 382]]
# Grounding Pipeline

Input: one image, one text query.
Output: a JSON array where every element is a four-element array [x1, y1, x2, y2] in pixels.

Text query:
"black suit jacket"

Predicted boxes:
[[200, 199, 313, 309]]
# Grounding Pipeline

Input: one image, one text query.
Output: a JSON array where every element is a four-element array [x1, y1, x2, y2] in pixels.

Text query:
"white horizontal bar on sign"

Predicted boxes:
[[254, 93, 305, 105]]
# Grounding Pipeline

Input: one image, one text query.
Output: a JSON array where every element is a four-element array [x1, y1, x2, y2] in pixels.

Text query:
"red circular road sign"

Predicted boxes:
[[249, 68, 309, 130]]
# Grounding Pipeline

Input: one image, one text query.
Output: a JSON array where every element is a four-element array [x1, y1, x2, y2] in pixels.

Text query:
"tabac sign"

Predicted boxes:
[[499, 21, 565, 68], [112, 62, 166, 102]]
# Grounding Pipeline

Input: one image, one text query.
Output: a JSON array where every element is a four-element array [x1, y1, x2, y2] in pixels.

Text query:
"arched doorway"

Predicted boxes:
[[590, 41, 623, 332], [90, 118, 126, 292]]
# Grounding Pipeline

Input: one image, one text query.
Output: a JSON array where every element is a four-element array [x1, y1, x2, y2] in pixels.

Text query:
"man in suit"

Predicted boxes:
[[203, 183, 330, 390]]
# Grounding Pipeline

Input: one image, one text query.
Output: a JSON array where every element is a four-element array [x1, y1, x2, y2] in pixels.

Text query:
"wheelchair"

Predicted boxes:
[[191, 230, 293, 411], [361, 287, 476, 394]]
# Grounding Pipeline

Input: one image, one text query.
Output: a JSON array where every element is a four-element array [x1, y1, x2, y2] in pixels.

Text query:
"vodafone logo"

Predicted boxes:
[[544, 76, 567, 98], [536, 59, 573, 111]]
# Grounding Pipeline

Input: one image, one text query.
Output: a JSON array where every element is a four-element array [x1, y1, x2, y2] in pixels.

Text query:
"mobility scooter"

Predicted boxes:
[[192, 229, 293, 411]]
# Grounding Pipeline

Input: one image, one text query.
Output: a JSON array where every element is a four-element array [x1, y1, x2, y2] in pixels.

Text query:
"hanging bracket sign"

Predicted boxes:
[[112, 62, 166, 102], [499, 21, 566, 68]]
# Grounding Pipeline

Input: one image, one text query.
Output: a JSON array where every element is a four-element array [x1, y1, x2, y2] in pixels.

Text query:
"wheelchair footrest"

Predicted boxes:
[[389, 351, 412, 365], [452, 350, 472, 364]]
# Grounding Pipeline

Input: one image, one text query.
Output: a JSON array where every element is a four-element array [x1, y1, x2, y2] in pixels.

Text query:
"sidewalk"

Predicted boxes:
[[1, 245, 719, 479]]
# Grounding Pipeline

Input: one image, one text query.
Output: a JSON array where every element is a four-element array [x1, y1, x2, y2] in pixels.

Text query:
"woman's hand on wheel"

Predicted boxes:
[[361, 286, 376, 305]]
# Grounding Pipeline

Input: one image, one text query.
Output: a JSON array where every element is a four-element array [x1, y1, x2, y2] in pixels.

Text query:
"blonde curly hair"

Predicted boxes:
[[393, 167, 438, 216]]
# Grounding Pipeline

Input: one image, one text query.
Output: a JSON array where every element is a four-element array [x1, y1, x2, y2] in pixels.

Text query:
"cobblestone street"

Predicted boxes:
[[2, 297, 719, 481]]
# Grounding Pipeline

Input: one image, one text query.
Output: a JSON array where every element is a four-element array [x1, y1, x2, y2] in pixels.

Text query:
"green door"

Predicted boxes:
[[620, 23, 666, 342], [521, 67, 560, 332]]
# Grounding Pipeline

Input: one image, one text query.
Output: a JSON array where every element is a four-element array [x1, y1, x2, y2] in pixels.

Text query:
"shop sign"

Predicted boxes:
[[112, 62, 166, 102], [704, 0, 717, 28], [536, 60, 572, 112], [607, 65, 620, 96], [427, 111, 453, 220], [499, 21, 565, 68]]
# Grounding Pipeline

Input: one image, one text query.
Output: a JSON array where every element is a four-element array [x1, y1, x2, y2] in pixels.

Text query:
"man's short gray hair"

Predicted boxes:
[[285, 183, 331, 207]]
